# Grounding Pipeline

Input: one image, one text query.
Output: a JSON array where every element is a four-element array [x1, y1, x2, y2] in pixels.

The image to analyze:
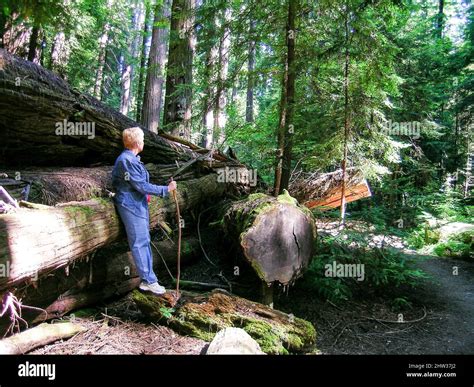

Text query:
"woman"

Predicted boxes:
[[112, 127, 176, 295]]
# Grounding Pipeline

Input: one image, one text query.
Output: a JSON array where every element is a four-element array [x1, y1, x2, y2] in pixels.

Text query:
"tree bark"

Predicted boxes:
[[136, 1, 153, 123], [289, 168, 371, 210], [274, 0, 297, 195], [0, 164, 204, 205], [49, 31, 70, 79], [246, 18, 256, 123], [0, 48, 216, 167], [2, 13, 31, 58], [141, 0, 171, 133], [27, 25, 40, 63], [340, 6, 351, 225], [201, 23, 218, 148], [120, 0, 145, 116], [213, 7, 231, 146], [93, 23, 110, 99], [0, 235, 200, 332], [0, 322, 86, 354], [437, 0, 444, 38], [163, 0, 196, 139]]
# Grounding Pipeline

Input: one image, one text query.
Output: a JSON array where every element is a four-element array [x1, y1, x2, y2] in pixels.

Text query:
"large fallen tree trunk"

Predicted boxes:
[[289, 168, 372, 210], [133, 289, 316, 354], [0, 164, 211, 205], [217, 190, 317, 285], [0, 49, 238, 168], [0, 173, 227, 291], [0, 189, 316, 328], [0, 235, 201, 332], [0, 173, 315, 292], [0, 166, 114, 205]]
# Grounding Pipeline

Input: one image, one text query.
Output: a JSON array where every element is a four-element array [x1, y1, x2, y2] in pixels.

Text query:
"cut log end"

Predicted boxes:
[[222, 190, 317, 286], [242, 202, 315, 285]]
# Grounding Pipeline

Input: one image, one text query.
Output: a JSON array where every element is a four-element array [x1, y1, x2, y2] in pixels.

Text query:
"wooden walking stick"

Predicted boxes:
[[170, 177, 181, 297]]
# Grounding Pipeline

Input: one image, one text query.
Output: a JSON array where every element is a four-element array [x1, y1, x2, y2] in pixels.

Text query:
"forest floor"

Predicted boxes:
[[30, 252, 474, 355], [29, 227, 474, 355]]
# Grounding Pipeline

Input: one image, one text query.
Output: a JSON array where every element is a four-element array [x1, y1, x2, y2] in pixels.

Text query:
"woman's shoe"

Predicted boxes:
[[139, 281, 166, 295]]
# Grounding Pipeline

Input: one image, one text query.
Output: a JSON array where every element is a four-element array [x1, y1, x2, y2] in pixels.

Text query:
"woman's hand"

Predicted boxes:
[[168, 180, 177, 192]]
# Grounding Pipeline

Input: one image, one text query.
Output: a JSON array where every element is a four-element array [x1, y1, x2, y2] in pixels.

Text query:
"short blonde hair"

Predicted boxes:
[[123, 127, 144, 149]]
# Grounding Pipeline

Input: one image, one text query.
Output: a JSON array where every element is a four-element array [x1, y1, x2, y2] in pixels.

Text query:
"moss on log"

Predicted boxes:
[[132, 289, 316, 354]]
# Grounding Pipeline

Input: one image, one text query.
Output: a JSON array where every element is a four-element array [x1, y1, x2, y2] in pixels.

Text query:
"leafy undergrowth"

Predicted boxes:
[[300, 229, 429, 307], [406, 221, 473, 260], [433, 231, 473, 260]]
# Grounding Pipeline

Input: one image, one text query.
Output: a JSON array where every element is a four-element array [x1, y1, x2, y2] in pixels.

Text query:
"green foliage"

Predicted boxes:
[[159, 307, 175, 319], [434, 231, 473, 260], [407, 225, 440, 249], [301, 230, 429, 303], [434, 240, 472, 260]]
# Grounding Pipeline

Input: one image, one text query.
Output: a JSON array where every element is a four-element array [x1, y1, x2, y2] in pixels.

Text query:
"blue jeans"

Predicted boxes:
[[116, 204, 158, 284]]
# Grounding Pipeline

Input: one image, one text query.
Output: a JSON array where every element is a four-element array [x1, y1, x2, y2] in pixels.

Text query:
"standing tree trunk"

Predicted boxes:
[[27, 25, 40, 63], [437, 0, 444, 38], [246, 18, 256, 123], [49, 31, 70, 78], [453, 113, 459, 189], [163, 0, 196, 140], [274, 0, 297, 196], [141, 0, 171, 133], [0, 11, 6, 49], [201, 15, 218, 148], [213, 7, 231, 147], [93, 23, 110, 99], [464, 130, 473, 199], [120, 0, 145, 116], [340, 5, 351, 225], [136, 1, 153, 123], [2, 13, 31, 58]]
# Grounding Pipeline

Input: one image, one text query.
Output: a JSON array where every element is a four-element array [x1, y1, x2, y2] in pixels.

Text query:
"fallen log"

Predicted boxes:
[[217, 190, 317, 285], [0, 49, 240, 169], [0, 322, 86, 354], [132, 288, 317, 354], [0, 235, 200, 332], [0, 164, 203, 205], [0, 174, 312, 294], [289, 168, 372, 210], [0, 173, 227, 291], [0, 166, 113, 205]]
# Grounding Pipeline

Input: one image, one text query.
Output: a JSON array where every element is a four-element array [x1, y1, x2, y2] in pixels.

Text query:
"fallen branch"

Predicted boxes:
[[0, 322, 86, 354]]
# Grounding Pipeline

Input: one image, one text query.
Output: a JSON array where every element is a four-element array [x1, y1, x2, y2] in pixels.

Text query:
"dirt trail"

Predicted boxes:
[[411, 254, 474, 354], [275, 252, 474, 354]]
